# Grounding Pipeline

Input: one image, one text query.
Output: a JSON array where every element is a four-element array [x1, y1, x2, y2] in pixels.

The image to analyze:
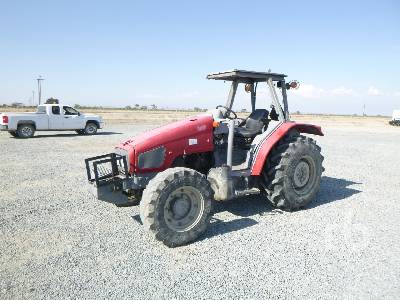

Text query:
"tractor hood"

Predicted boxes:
[[116, 114, 214, 173]]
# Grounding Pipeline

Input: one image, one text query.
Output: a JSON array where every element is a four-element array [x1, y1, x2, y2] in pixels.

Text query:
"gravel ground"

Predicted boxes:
[[1, 122, 400, 299]]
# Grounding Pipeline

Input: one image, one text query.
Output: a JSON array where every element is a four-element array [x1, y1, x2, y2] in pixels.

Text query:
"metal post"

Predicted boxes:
[[37, 76, 44, 105], [226, 119, 234, 167], [250, 83, 256, 112]]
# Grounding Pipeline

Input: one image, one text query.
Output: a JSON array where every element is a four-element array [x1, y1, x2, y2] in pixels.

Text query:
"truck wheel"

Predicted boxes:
[[9, 131, 18, 137], [140, 167, 213, 247], [84, 122, 97, 135], [17, 124, 35, 138], [262, 132, 324, 211]]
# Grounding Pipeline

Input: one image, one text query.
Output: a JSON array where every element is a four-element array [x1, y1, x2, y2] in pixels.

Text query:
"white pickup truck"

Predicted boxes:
[[0, 104, 104, 138], [389, 110, 400, 126]]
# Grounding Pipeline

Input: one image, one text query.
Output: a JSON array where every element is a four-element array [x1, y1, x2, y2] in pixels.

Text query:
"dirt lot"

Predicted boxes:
[[1, 113, 399, 299]]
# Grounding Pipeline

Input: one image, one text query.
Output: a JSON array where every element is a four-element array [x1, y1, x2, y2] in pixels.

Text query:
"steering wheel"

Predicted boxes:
[[216, 105, 238, 120]]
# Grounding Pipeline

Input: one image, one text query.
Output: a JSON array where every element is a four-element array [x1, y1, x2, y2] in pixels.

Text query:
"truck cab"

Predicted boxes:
[[38, 104, 88, 130]]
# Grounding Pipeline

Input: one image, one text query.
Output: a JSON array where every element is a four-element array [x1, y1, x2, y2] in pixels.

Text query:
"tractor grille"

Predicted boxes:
[[114, 147, 131, 169]]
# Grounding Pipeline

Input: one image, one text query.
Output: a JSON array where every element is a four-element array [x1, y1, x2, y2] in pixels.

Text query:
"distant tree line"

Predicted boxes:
[[73, 104, 208, 112], [1, 102, 388, 117], [45, 97, 59, 104]]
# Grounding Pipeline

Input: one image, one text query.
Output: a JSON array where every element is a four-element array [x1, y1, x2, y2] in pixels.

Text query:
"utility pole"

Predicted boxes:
[[37, 76, 44, 105], [363, 103, 366, 116], [32, 91, 35, 106]]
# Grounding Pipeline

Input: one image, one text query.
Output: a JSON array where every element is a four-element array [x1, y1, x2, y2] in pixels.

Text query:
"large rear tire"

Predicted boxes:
[[140, 167, 213, 247], [262, 131, 324, 211], [16, 124, 35, 138]]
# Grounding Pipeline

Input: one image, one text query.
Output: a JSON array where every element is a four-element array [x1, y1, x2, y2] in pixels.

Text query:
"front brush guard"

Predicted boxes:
[[84, 153, 130, 205]]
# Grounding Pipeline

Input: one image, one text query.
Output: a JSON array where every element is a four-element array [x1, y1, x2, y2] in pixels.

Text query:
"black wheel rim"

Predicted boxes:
[[291, 156, 317, 195], [87, 125, 96, 134], [21, 126, 32, 137], [164, 186, 204, 232]]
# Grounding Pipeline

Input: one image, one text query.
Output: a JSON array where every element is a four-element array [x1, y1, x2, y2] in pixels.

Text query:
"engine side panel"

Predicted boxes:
[[251, 122, 323, 175]]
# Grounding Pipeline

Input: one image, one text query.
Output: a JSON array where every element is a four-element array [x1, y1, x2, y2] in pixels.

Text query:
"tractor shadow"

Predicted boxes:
[[130, 176, 362, 240], [202, 176, 362, 239], [30, 131, 122, 138], [309, 176, 362, 209]]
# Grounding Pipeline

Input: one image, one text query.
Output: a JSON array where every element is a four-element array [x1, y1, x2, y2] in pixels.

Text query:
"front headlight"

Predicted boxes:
[[137, 146, 166, 169], [115, 148, 129, 166]]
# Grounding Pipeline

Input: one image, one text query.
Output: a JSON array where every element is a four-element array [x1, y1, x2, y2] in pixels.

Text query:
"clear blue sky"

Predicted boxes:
[[1, 0, 399, 115]]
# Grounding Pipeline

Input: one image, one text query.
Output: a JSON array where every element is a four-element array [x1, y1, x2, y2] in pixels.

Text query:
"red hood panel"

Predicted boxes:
[[116, 114, 214, 173]]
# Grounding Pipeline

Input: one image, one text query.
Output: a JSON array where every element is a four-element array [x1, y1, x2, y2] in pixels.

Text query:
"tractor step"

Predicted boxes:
[[235, 188, 260, 197]]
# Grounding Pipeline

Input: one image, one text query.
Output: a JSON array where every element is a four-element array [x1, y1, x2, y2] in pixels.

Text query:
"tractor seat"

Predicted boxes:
[[234, 109, 269, 138]]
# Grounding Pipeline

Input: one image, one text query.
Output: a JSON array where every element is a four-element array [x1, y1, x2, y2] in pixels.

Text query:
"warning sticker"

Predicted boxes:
[[188, 138, 198, 145]]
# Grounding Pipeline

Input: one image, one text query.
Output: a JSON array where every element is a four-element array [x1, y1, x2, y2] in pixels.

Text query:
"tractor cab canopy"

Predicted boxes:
[[207, 69, 287, 82], [207, 69, 293, 122]]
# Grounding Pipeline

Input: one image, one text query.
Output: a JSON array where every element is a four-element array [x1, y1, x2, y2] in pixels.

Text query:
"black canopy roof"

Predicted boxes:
[[207, 69, 287, 83]]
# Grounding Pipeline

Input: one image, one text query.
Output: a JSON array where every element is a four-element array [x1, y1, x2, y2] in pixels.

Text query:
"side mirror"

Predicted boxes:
[[277, 80, 300, 90]]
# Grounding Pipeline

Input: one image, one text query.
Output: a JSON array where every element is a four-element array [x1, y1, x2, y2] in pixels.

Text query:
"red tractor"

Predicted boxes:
[[85, 70, 324, 247]]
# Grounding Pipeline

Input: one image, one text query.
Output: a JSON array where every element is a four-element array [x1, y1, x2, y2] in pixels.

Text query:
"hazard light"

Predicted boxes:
[[212, 121, 220, 128], [2, 115, 8, 124], [289, 80, 300, 89]]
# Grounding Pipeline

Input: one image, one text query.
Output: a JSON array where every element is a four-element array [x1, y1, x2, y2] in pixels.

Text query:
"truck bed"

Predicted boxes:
[[0, 112, 49, 130]]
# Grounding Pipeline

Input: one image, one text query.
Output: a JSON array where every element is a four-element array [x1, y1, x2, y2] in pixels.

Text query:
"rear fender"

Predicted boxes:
[[17, 120, 36, 129], [251, 122, 323, 176], [87, 120, 100, 128]]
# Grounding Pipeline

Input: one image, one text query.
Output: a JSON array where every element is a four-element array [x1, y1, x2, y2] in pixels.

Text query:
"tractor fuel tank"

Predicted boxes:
[[207, 166, 234, 201]]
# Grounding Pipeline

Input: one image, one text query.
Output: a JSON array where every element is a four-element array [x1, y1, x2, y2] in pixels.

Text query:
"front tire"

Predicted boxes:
[[17, 124, 35, 138], [140, 167, 213, 247], [262, 132, 324, 211], [84, 122, 98, 135]]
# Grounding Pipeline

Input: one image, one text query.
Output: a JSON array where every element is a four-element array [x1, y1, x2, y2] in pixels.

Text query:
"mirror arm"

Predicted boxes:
[[267, 78, 285, 122], [280, 80, 289, 120]]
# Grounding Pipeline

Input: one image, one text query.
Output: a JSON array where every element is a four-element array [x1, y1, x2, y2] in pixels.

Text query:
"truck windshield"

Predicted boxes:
[[36, 106, 46, 114], [63, 106, 79, 115]]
